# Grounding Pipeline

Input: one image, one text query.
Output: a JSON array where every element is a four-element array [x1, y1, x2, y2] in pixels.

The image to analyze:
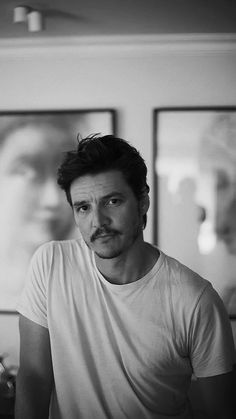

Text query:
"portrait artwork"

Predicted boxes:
[[154, 108, 236, 317], [0, 109, 115, 311]]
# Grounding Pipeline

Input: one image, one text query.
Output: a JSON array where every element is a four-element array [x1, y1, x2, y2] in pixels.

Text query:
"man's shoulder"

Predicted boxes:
[[159, 251, 219, 330], [40, 237, 84, 251], [160, 250, 211, 298], [33, 237, 88, 263]]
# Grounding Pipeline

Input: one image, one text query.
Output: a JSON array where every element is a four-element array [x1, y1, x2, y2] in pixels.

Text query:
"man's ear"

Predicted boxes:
[[139, 192, 150, 215]]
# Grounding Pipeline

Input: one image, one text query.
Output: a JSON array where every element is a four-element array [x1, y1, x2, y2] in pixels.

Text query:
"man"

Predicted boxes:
[[15, 134, 235, 419]]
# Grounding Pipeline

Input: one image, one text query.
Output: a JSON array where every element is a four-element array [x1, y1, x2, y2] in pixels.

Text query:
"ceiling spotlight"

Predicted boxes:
[[27, 10, 43, 32], [13, 6, 29, 23], [13, 5, 43, 32]]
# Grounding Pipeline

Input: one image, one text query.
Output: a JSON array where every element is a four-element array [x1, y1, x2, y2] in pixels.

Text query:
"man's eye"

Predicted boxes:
[[75, 205, 89, 213], [107, 198, 120, 206]]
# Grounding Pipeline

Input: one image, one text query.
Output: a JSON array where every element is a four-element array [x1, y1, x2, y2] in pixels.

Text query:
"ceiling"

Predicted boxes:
[[1, 0, 236, 40]]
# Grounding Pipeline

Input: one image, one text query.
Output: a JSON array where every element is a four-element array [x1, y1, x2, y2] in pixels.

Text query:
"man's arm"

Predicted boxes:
[[15, 315, 53, 419], [191, 369, 235, 419]]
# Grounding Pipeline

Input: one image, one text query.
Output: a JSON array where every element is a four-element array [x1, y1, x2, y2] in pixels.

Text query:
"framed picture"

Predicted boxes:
[[0, 109, 116, 312], [153, 107, 236, 318]]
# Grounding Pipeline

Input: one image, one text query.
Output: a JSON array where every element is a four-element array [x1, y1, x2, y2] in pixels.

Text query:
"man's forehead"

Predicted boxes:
[[70, 170, 130, 199]]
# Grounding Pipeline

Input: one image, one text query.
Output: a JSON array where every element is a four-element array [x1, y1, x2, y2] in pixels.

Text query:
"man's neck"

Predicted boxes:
[[94, 240, 159, 285]]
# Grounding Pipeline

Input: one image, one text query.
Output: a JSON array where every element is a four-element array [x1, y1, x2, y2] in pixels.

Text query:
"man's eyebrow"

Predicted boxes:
[[72, 192, 125, 208], [102, 192, 125, 200], [72, 200, 88, 208]]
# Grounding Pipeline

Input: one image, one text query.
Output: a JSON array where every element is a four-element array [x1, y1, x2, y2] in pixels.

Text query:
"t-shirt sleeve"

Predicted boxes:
[[16, 243, 51, 329], [189, 283, 236, 378]]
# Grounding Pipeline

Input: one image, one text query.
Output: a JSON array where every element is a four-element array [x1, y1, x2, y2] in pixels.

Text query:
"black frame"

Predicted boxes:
[[153, 106, 236, 244], [153, 107, 236, 320]]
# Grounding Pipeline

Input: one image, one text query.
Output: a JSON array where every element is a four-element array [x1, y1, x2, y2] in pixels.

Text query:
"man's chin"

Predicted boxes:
[[83, 238, 120, 259], [94, 248, 122, 260]]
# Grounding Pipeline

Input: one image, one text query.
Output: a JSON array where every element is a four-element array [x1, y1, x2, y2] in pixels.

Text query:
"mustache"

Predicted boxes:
[[91, 227, 120, 242]]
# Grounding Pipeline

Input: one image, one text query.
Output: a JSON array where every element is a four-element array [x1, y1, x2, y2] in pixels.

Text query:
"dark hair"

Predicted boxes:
[[57, 134, 150, 227]]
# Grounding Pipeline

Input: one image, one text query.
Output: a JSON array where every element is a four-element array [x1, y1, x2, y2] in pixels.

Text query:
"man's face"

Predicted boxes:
[[70, 170, 147, 259]]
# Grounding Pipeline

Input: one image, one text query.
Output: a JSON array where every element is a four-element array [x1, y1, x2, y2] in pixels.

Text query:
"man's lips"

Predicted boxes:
[[91, 231, 119, 242], [95, 234, 113, 240]]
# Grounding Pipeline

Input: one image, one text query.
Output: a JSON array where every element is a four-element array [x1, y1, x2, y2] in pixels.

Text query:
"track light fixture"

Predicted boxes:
[[13, 5, 43, 32]]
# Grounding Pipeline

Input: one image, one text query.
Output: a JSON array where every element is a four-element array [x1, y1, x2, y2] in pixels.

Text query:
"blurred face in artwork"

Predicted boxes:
[[196, 115, 236, 255], [0, 122, 75, 251], [197, 163, 236, 255], [214, 160, 236, 253]]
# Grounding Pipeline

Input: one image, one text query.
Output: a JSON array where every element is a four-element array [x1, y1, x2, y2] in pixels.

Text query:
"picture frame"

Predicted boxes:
[[153, 107, 236, 318], [0, 108, 116, 313]]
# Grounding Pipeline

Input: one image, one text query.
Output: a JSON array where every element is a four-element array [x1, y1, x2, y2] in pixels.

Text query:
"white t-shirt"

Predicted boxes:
[[17, 238, 235, 419]]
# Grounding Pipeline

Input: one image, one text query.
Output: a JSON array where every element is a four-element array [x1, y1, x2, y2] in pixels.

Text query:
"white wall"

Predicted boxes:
[[0, 34, 236, 367]]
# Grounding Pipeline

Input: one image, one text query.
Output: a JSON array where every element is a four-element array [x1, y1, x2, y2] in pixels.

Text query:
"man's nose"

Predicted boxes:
[[92, 206, 109, 228]]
